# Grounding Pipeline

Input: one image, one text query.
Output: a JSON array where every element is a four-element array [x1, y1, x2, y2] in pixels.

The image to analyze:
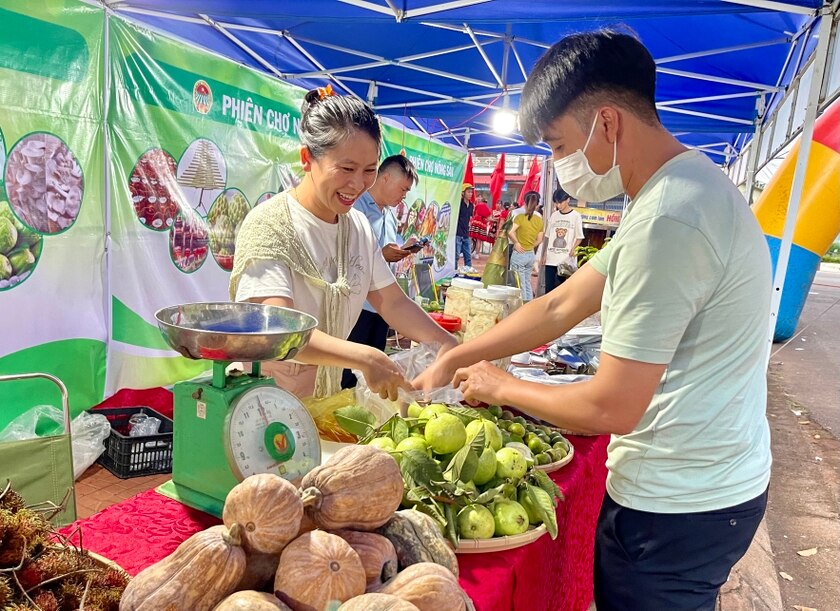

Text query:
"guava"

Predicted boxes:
[[424, 413, 467, 455], [473, 446, 498, 486], [0, 218, 17, 253], [418, 403, 449, 422], [493, 499, 530, 536], [518, 488, 545, 525], [369, 437, 396, 452], [0, 254, 11, 281], [466, 418, 503, 451], [458, 504, 495, 539], [406, 402, 424, 418], [395, 436, 429, 455], [495, 447, 527, 480]]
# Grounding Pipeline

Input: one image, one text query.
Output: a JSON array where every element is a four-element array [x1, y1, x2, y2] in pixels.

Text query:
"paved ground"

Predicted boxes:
[[721, 264, 840, 611]]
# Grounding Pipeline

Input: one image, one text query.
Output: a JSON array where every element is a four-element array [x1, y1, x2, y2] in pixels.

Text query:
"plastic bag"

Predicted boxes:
[[302, 389, 359, 442], [352, 343, 464, 418], [0, 406, 111, 480]]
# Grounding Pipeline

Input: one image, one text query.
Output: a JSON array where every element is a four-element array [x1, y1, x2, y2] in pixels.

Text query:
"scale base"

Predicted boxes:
[[156, 479, 224, 518]]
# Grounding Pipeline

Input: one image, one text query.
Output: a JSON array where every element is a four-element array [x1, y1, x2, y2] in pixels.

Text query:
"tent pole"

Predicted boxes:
[[767, 10, 833, 353], [743, 94, 766, 206]]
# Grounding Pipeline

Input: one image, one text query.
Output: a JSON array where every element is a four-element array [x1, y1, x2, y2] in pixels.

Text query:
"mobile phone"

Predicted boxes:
[[407, 237, 429, 253]]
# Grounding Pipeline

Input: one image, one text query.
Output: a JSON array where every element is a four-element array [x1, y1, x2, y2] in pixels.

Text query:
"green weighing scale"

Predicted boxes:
[[154, 302, 321, 517]]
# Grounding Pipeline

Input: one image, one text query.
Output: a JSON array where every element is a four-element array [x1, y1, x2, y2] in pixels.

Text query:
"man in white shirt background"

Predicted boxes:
[[541, 187, 585, 293], [341, 155, 419, 388]]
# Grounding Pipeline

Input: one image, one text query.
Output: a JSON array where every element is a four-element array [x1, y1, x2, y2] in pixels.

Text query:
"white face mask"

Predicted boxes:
[[553, 115, 624, 202]]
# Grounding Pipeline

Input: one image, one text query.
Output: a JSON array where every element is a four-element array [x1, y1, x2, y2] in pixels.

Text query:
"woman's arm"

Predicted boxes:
[[368, 284, 458, 349]]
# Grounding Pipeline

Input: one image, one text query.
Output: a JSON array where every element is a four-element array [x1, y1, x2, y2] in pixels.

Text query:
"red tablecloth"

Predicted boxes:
[[62, 435, 607, 611]]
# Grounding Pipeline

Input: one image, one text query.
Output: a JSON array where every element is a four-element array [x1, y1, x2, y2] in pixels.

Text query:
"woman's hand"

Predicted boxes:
[[361, 348, 412, 401], [513, 242, 526, 254], [453, 361, 516, 406]]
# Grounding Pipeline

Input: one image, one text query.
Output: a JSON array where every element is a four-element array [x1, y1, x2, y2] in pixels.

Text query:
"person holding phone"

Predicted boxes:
[[340, 154, 426, 388]]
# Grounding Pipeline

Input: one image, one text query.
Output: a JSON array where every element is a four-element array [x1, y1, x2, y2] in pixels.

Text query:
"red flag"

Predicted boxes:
[[517, 156, 541, 206], [489, 153, 506, 210], [463, 153, 476, 203]]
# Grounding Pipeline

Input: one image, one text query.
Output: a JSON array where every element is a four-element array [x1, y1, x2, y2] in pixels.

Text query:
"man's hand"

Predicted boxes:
[[453, 361, 516, 406], [382, 243, 411, 262]]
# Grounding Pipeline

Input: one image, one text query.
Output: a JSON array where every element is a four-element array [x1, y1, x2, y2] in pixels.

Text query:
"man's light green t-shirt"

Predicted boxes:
[[512, 213, 544, 251], [589, 150, 772, 513]]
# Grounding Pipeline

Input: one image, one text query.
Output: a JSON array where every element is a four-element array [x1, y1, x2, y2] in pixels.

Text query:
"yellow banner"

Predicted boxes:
[[577, 207, 622, 227]]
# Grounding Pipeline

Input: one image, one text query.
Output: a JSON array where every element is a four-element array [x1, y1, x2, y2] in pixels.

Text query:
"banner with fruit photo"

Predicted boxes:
[[0, 0, 107, 422], [106, 17, 305, 393], [381, 122, 467, 281]]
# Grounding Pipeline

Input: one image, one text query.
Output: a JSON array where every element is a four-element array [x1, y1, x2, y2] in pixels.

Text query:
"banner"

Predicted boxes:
[[382, 121, 467, 280], [0, 0, 106, 422], [107, 17, 305, 393], [577, 207, 623, 228]]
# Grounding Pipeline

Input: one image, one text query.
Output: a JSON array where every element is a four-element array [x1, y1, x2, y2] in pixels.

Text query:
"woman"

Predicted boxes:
[[230, 87, 456, 400], [507, 191, 544, 301]]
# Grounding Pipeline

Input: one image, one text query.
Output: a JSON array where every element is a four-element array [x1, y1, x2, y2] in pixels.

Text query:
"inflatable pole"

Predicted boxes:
[[753, 97, 840, 341]]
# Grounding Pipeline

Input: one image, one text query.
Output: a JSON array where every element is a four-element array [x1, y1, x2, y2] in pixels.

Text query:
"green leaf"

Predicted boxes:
[[412, 500, 447, 529], [474, 483, 506, 505], [444, 502, 459, 546], [468, 426, 486, 454], [389, 416, 410, 445], [448, 404, 483, 424], [445, 444, 478, 484], [400, 449, 444, 492], [531, 469, 564, 502], [334, 405, 376, 439], [525, 482, 558, 539]]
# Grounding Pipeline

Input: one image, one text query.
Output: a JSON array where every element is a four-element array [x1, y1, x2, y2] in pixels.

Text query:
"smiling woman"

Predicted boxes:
[[229, 88, 457, 401]]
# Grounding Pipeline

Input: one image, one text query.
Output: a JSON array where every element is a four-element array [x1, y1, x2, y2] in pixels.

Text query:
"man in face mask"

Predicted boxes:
[[416, 29, 772, 611]]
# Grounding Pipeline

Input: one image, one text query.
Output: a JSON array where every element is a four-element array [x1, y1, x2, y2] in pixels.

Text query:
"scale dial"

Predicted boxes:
[[223, 385, 321, 482]]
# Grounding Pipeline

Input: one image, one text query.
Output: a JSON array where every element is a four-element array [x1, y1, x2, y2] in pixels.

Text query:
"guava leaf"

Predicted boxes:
[[474, 483, 506, 505], [469, 426, 486, 454], [412, 500, 447, 529], [334, 405, 376, 439], [532, 469, 564, 502], [379, 414, 410, 445], [444, 502, 459, 546], [400, 449, 444, 492], [445, 445, 479, 484], [525, 482, 558, 539], [448, 404, 483, 423]]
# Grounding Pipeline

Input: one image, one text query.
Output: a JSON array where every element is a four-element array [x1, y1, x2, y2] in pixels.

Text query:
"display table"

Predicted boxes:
[[61, 434, 608, 611]]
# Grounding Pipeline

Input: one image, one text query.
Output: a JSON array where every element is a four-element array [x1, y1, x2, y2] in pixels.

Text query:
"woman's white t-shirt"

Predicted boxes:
[[235, 195, 395, 338]]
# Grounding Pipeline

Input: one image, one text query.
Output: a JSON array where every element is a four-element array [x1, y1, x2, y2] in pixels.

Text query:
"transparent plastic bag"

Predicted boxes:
[[0, 405, 111, 479], [352, 343, 464, 417]]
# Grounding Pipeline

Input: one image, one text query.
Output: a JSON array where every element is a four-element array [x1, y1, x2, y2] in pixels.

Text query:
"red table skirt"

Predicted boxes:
[[62, 435, 607, 611]]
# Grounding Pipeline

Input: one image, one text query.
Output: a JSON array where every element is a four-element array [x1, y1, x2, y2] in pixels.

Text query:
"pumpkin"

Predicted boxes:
[[297, 511, 318, 536], [274, 530, 366, 611], [376, 510, 459, 577], [372, 562, 465, 611], [119, 523, 246, 611], [237, 551, 280, 591], [223, 473, 303, 554], [339, 593, 420, 610], [332, 530, 398, 589], [213, 590, 291, 610], [300, 445, 403, 531]]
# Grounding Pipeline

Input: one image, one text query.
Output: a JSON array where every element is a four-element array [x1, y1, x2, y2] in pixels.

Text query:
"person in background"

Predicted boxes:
[[415, 29, 771, 611], [341, 155, 420, 388], [507, 190, 544, 300], [230, 88, 456, 401], [455, 183, 475, 270], [541, 187, 585, 293]]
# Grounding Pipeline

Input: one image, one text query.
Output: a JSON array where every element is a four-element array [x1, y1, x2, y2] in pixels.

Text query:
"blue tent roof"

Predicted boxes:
[[110, 0, 827, 159]]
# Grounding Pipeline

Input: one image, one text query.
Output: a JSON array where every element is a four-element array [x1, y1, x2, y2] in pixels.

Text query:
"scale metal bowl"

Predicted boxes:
[[155, 302, 318, 362]]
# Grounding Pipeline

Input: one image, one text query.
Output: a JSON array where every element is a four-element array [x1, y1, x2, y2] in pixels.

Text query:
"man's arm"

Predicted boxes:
[[453, 353, 665, 435], [414, 264, 605, 390]]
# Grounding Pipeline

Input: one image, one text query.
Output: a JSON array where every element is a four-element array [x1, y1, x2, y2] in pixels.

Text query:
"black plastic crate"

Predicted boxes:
[[94, 406, 174, 478]]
